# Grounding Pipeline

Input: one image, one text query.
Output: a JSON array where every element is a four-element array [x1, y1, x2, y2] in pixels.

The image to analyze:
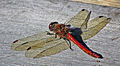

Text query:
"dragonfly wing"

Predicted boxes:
[[80, 11, 91, 30], [11, 31, 70, 58], [81, 16, 111, 40], [11, 31, 55, 51], [65, 9, 90, 27], [25, 38, 69, 58]]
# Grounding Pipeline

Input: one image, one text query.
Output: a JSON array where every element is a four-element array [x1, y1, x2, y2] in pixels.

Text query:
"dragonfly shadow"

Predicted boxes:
[[70, 27, 88, 47], [70, 27, 83, 35]]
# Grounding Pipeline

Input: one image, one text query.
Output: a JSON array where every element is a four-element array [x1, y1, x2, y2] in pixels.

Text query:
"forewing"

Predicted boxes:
[[65, 9, 90, 27], [11, 32, 55, 51], [81, 16, 111, 40], [25, 38, 69, 58]]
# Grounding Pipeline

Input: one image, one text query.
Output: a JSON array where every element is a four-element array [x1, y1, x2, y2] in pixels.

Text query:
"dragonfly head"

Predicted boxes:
[[49, 22, 58, 31]]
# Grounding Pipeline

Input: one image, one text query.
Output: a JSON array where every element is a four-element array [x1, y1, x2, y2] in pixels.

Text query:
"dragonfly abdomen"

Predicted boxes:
[[67, 33, 103, 59]]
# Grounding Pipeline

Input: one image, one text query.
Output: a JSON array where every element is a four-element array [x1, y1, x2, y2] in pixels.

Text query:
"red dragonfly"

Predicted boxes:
[[11, 9, 110, 58]]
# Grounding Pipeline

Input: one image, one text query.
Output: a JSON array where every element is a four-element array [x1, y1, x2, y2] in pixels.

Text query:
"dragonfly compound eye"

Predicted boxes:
[[49, 22, 58, 31]]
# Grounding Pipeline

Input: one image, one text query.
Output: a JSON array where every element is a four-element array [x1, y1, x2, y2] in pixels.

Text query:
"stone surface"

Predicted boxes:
[[0, 0, 120, 66]]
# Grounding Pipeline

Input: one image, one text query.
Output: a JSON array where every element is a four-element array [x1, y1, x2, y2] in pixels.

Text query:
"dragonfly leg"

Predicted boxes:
[[59, 37, 62, 39], [55, 34, 57, 38], [46, 31, 54, 35], [64, 39, 73, 51], [46, 31, 58, 38]]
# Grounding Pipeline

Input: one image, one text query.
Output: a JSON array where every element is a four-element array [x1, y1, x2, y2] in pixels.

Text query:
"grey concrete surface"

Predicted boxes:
[[0, 0, 120, 66]]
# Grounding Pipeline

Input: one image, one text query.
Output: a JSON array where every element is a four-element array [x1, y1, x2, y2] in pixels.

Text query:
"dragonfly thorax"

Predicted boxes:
[[49, 22, 70, 38]]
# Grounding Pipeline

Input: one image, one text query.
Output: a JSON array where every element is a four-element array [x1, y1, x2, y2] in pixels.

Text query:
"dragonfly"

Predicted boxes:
[[11, 9, 110, 59]]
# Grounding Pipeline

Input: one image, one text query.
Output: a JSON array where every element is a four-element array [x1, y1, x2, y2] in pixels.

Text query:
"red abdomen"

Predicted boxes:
[[67, 33, 103, 59]]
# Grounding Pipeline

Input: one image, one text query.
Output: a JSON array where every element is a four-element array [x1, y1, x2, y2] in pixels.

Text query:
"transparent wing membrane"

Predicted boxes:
[[11, 32, 55, 51], [11, 31, 69, 58], [65, 9, 110, 40], [65, 9, 89, 27], [25, 39, 68, 58], [80, 11, 91, 30], [81, 16, 111, 40]]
